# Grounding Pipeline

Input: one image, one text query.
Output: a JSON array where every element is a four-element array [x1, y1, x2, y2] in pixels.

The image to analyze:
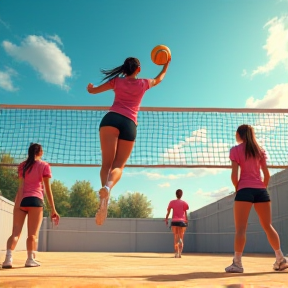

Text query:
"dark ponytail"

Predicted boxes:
[[237, 125, 261, 159], [23, 143, 42, 178], [101, 57, 140, 82]]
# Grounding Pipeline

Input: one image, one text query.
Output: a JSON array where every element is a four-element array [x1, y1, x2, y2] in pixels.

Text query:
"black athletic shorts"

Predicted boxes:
[[171, 221, 188, 227], [20, 196, 44, 207], [99, 112, 137, 141], [235, 188, 270, 203]]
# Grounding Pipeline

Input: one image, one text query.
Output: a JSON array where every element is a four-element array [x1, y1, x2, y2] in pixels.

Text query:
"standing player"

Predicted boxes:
[[87, 57, 170, 225], [2, 143, 60, 268], [165, 189, 189, 258], [225, 124, 288, 273]]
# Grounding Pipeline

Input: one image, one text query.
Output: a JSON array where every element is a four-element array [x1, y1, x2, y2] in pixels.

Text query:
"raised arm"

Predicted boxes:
[[149, 60, 170, 87], [87, 81, 112, 94]]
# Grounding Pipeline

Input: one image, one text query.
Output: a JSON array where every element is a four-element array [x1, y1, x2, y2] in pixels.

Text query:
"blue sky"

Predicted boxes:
[[0, 0, 287, 217]]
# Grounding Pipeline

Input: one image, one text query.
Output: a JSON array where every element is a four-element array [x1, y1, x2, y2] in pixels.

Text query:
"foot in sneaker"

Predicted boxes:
[[25, 258, 40, 267], [273, 257, 288, 271], [225, 260, 244, 273], [95, 187, 109, 226], [2, 257, 12, 269]]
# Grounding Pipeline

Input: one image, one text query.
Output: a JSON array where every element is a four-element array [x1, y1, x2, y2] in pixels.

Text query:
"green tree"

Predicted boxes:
[[69, 180, 98, 217], [44, 180, 70, 217], [0, 154, 19, 201], [107, 197, 121, 218], [118, 192, 153, 218]]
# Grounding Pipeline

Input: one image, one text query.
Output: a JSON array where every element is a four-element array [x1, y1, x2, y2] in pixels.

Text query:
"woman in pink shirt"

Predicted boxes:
[[165, 189, 189, 258], [87, 57, 170, 225], [2, 143, 60, 269], [225, 125, 287, 273]]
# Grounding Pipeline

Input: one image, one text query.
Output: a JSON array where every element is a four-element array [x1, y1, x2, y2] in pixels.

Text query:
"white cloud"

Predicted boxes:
[[158, 182, 171, 188], [195, 186, 231, 200], [2, 35, 72, 89], [241, 69, 247, 77], [47, 35, 63, 46], [0, 67, 18, 91], [0, 17, 9, 29], [125, 168, 222, 180], [251, 16, 288, 76], [161, 128, 230, 166], [246, 83, 288, 108]]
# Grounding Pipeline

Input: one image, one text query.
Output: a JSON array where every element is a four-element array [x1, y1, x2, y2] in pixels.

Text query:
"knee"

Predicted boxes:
[[27, 235, 38, 243], [235, 227, 247, 237], [101, 164, 112, 172]]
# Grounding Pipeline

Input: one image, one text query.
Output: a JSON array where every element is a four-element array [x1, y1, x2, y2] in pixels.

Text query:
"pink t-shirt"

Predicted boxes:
[[18, 160, 52, 200], [168, 199, 189, 222], [109, 77, 150, 124], [229, 143, 267, 191]]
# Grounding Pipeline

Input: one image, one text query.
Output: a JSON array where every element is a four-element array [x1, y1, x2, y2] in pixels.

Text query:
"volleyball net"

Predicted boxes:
[[0, 104, 287, 168]]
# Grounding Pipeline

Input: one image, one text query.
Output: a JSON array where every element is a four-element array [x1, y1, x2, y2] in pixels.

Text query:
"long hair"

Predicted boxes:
[[100, 57, 140, 82], [22, 143, 42, 178], [176, 189, 183, 199], [237, 124, 262, 159]]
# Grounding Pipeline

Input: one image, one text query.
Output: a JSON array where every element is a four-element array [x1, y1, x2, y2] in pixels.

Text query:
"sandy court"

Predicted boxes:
[[0, 252, 288, 288]]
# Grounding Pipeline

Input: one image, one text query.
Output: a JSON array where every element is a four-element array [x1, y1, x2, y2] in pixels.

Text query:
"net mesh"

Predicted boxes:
[[1, 105, 288, 168]]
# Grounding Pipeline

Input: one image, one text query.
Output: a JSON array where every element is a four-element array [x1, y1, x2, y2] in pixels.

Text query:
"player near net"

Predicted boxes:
[[225, 124, 288, 273], [87, 49, 171, 225], [165, 189, 189, 258]]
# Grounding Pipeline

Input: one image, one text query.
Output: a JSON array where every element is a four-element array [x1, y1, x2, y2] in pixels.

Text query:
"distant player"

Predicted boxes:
[[165, 189, 189, 258]]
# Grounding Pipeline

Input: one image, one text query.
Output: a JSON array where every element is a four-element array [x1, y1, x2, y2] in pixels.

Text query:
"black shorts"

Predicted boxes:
[[99, 112, 137, 141], [20, 196, 44, 207], [171, 221, 188, 227], [235, 188, 270, 203]]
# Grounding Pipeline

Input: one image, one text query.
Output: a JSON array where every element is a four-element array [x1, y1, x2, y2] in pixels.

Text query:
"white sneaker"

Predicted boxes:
[[225, 260, 244, 273], [95, 187, 109, 226], [25, 258, 40, 267], [273, 257, 288, 271], [2, 257, 12, 269]]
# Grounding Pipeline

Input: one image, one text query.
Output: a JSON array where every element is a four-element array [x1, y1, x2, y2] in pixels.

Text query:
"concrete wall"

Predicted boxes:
[[189, 169, 288, 254], [38, 217, 194, 253], [0, 196, 27, 251]]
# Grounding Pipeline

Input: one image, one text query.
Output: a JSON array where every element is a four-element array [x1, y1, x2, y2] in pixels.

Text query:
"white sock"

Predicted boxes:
[[104, 185, 110, 192], [27, 251, 34, 260], [6, 249, 12, 257], [275, 249, 284, 262], [234, 252, 242, 265]]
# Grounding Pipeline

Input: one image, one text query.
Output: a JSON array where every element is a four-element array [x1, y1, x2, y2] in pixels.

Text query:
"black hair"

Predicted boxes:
[[100, 57, 140, 82], [237, 124, 262, 159], [176, 189, 183, 199], [22, 143, 42, 178]]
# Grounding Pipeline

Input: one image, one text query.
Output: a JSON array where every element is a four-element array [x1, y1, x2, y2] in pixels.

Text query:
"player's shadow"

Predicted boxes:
[[113, 255, 169, 259], [142, 271, 280, 282]]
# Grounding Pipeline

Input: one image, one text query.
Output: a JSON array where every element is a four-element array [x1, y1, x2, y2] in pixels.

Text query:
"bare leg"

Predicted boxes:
[[6, 207, 27, 250], [106, 138, 135, 190], [171, 227, 179, 255], [234, 201, 253, 253], [99, 127, 119, 187], [254, 202, 280, 250]]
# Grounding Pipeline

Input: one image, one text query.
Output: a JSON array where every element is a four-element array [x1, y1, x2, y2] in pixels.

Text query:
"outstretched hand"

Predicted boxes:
[[87, 83, 94, 93]]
